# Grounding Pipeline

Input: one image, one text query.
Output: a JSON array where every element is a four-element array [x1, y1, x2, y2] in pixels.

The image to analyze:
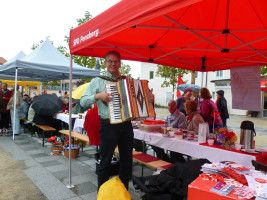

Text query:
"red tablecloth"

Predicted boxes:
[[188, 176, 255, 200], [200, 143, 267, 165]]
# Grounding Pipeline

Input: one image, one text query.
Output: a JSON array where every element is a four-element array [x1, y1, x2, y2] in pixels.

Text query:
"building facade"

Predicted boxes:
[[139, 62, 266, 117]]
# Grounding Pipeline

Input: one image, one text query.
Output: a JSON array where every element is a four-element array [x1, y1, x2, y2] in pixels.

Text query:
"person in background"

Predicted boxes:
[[153, 100, 187, 163], [58, 90, 62, 97], [193, 88, 201, 108], [64, 91, 69, 98], [27, 95, 39, 122], [7, 84, 23, 135], [0, 82, 4, 136], [62, 96, 69, 112], [0, 83, 12, 133], [80, 50, 154, 191], [199, 88, 223, 132], [72, 99, 85, 114], [184, 100, 205, 135], [176, 87, 193, 116], [19, 96, 31, 119], [216, 90, 229, 127], [31, 91, 37, 98]]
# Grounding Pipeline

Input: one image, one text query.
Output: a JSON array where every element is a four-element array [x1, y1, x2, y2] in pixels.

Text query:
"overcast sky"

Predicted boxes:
[[0, 0, 140, 78]]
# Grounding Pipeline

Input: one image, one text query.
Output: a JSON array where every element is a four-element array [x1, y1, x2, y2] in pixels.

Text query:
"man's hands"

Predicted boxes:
[[95, 88, 154, 104], [95, 92, 114, 103]]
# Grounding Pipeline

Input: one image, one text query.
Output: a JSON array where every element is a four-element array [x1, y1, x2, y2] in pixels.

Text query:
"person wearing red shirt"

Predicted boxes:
[[0, 83, 12, 133]]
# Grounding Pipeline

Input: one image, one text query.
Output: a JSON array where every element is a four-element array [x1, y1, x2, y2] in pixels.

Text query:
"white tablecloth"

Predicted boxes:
[[55, 113, 85, 132], [133, 129, 257, 168], [73, 118, 85, 133], [55, 113, 79, 124]]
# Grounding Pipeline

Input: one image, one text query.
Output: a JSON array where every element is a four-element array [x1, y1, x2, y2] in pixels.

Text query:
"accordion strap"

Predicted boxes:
[[99, 75, 127, 82], [99, 75, 117, 82]]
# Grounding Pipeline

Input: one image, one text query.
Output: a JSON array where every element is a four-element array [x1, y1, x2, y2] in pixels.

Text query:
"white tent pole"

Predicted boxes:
[[205, 72, 208, 88], [60, 80, 62, 95], [12, 67, 18, 140], [67, 54, 74, 189], [40, 83, 43, 94], [201, 72, 204, 87]]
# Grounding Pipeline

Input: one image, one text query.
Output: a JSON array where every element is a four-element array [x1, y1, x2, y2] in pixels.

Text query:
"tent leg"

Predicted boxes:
[[12, 67, 18, 141], [201, 72, 204, 87], [66, 54, 74, 189]]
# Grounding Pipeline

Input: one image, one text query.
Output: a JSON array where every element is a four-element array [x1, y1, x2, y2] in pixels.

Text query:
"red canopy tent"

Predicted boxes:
[[69, 0, 267, 72]]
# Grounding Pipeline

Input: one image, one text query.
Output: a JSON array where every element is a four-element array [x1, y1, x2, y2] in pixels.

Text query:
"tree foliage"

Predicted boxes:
[[261, 66, 267, 76], [63, 11, 132, 77], [31, 11, 132, 87], [156, 65, 190, 96]]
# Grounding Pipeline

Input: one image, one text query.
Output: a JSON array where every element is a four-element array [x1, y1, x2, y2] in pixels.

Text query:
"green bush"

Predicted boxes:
[[154, 104, 168, 108]]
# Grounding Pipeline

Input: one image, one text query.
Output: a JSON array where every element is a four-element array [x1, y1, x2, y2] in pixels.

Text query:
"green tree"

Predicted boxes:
[[261, 66, 267, 76], [100, 63, 132, 77], [156, 65, 190, 100], [64, 11, 132, 77]]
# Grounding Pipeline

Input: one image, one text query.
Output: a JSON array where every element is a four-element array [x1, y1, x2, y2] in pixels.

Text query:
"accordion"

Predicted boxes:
[[105, 78, 155, 124]]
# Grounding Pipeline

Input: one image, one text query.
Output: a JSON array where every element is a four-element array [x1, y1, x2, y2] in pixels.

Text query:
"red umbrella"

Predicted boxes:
[[69, 0, 267, 71]]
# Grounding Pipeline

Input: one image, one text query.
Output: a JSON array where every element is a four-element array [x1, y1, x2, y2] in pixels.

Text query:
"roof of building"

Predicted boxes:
[[0, 57, 7, 65]]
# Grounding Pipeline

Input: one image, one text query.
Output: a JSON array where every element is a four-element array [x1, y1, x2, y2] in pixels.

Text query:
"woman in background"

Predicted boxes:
[[199, 88, 223, 132], [7, 84, 23, 135], [19, 96, 31, 119], [176, 87, 193, 116], [184, 100, 204, 135]]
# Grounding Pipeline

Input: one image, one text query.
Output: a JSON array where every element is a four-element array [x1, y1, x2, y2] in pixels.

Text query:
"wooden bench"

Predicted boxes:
[[114, 146, 141, 156], [19, 118, 32, 133], [59, 130, 89, 151], [35, 125, 56, 147], [114, 146, 172, 176]]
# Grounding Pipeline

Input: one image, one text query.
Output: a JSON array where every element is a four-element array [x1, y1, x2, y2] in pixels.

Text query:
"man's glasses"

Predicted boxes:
[[105, 60, 121, 64]]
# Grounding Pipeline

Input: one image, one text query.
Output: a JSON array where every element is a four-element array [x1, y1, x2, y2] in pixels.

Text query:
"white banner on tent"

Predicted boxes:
[[230, 66, 261, 111]]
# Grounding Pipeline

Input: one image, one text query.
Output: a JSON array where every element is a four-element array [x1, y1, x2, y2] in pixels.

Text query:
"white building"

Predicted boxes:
[[139, 62, 267, 117]]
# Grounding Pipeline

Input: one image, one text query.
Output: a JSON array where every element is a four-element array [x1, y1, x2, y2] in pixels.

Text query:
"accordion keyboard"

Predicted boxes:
[[106, 83, 122, 123]]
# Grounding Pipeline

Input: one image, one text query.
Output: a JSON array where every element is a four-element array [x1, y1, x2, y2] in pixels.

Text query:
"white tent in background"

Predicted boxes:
[[0, 39, 100, 81], [0, 39, 100, 141]]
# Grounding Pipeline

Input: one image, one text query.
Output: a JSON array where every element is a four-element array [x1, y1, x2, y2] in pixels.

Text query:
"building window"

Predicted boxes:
[[216, 70, 223, 77], [149, 71, 154, 80], [212, 91, 215, 99]]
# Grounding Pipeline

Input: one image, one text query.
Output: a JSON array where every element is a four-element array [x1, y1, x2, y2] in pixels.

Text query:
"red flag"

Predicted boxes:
[[211, 109, 221, 121], [176, 75, 184, 98]]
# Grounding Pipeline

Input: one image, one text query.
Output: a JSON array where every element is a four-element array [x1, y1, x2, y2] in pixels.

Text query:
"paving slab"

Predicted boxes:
[[70, 181, 97, 196]]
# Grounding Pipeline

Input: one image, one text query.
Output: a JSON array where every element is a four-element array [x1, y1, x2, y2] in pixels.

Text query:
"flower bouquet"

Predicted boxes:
[[216, 128, 237, 149], [185, 116, 192, 129], [48, 136, 63, 155]]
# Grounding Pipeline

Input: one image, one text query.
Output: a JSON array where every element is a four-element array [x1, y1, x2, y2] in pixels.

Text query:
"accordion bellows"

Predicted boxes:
[[105, 78, 155, 124]]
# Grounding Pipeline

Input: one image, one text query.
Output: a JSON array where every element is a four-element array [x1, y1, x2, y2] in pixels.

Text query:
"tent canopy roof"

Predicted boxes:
[[0, 39, 100, 81], [69, 0, 267, 71]]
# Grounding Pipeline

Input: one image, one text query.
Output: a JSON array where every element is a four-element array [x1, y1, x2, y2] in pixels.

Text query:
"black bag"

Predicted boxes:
[[95, 152, 120, 176]]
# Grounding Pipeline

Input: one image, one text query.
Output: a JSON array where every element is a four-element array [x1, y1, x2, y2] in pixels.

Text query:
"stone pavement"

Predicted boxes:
[[0, 130, 153, 200], [0, 110, 266, 200]]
